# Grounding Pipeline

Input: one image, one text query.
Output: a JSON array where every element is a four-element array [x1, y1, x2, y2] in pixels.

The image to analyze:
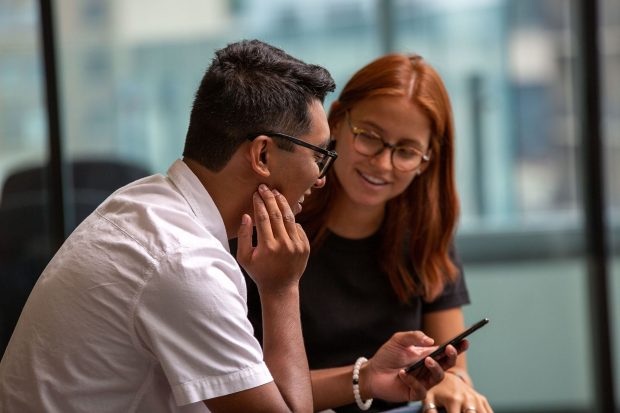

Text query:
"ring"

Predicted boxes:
[[463, 407, 477, 412], [422, 402, 438, 412]]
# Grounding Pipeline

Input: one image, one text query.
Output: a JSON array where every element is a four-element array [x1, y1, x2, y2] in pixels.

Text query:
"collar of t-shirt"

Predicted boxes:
[[167, 159, 230, 253]]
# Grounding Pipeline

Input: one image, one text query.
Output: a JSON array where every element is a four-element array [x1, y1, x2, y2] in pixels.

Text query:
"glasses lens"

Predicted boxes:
[[354, 132, 383, 155], [393, 147, 423, 171]]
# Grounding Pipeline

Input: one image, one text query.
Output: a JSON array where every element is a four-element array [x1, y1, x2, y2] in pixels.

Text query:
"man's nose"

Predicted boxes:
[[313, 176, 326, 188]]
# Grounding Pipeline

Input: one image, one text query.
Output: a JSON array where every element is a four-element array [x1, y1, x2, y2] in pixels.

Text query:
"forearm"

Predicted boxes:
[[260, 287, 312, 413], [311, 366, 352, 411], [311, 363, 372, 411]]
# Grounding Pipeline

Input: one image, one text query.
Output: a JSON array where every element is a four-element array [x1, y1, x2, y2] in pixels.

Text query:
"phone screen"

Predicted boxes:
[[405, 318, 489, 374]]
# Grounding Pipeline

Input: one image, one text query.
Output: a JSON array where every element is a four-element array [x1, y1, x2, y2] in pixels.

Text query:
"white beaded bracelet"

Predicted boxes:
[[352, 357, 373, 411]]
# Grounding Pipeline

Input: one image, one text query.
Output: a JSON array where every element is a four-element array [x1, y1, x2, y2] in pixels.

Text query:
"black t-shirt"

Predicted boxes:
[[238, 231, 470, 413]]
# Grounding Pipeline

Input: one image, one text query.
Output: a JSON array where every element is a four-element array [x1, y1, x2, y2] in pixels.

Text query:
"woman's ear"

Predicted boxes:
[[328, 101, 344, 141], [248, 136, 271, 178], [328, 99, 341, 117], [416, 149, 433, 175]]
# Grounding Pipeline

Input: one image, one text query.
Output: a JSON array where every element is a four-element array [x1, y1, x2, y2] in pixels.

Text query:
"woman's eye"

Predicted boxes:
[[396, 147, 419, 159], [358, 131, 379, 141]]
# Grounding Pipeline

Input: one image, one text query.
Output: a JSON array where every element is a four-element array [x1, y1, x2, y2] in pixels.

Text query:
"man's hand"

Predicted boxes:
[[360, 331, 465, 403], [233, 184, 313, 412], [236, 184, 310, 294]]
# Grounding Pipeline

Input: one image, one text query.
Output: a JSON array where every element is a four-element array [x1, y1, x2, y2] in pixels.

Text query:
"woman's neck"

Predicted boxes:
[[327, 196, 385, 239]]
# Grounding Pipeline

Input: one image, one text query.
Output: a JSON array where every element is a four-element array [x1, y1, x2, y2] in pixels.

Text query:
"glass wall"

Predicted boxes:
[[0, 0, 50, 352], [1, 1, 617, 411], [390, 0, 594, 410], [601, 0, 620, 406]]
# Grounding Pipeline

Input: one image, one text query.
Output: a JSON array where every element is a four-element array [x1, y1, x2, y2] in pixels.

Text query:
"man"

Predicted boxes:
[[0, 40, 457, 412]]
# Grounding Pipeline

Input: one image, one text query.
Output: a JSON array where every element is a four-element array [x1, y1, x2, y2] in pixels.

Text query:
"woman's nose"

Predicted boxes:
[[369, 147, 393, 170]]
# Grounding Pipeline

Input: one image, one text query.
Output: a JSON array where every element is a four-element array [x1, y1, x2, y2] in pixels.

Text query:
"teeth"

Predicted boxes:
[[360, 172, 386, 185], [298, 196, 305, 204]]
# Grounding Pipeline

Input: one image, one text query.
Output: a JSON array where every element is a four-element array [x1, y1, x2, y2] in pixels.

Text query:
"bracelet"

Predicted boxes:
[[352, 357, 373, 411]]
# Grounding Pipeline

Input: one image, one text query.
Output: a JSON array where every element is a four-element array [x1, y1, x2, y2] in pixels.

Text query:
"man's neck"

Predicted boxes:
[[183, 157, 253, 240]]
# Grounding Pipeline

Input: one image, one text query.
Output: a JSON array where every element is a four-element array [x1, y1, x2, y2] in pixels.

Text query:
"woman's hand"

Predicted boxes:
[[360, 331, 460, 403], [422, 371, 493, 413]]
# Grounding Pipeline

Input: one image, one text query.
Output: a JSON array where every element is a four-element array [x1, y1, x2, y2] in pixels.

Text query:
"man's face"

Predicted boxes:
[[270, 99, 330, 215]]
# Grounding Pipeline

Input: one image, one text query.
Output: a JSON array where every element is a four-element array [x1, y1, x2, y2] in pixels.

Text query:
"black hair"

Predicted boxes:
[[183, 39, 335, 171]]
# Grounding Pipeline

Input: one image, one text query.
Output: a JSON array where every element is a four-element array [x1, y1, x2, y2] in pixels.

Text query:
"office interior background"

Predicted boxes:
[[0, 0, 619, 411]]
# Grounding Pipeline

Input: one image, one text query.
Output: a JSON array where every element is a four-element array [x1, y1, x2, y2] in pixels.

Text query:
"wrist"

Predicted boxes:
[[257, 283, 299, 299], [446, 369, 471, 386], [358, 358, 372, 400], [353, 357, 373, 411]]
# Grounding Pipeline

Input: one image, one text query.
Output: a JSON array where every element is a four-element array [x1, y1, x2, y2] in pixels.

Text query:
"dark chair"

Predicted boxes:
[[1, 159, 151, 223], [0, 159, 150, 356]]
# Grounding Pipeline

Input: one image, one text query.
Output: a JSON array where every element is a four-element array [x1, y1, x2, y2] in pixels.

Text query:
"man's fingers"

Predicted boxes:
[[236, 214, 253, 264], [253, 187, 275, 243], [257, 185, 291, 241], [273, 189, 299, 242]]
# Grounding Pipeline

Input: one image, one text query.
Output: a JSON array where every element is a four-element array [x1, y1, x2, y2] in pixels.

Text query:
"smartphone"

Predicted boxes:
[[405, 318, 489, 374]]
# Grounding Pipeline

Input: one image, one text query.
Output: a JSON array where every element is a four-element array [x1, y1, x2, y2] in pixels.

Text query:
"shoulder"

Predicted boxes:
[[96, 174, 223, 255]]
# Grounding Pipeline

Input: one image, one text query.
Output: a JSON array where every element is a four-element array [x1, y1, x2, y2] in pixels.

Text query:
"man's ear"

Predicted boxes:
[[248, 136, 271, 178]]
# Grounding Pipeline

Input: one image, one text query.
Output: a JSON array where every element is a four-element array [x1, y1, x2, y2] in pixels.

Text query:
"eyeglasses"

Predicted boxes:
[[346, 111, 430, 172], [247, 132, 338, 179]]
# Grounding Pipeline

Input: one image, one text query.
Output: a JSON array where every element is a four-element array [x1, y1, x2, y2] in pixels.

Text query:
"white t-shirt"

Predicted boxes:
[[0, 159, 272, 412]]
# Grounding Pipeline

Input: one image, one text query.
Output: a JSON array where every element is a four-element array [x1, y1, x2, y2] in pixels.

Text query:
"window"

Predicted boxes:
[[1, 1, 617, 410]]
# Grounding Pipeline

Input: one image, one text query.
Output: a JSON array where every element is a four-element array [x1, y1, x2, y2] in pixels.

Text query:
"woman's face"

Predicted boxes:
[[331, 95, 432, 210]]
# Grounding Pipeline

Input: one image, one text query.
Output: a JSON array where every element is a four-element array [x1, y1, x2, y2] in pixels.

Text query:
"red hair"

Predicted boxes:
[[299, 54, 460, 303]]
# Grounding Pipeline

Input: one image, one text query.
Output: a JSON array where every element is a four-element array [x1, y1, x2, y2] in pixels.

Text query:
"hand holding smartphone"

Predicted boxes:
[[405, 318, 489, 374]]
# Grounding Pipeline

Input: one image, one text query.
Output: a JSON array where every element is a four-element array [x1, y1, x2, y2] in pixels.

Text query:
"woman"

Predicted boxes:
[[247, 54, 491, 412], [300, 54, 490, 413]]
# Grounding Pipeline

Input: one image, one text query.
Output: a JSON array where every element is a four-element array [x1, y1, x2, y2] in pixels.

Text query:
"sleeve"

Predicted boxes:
[[133, 245, 272, 406], [422, 244, 471, 313]]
